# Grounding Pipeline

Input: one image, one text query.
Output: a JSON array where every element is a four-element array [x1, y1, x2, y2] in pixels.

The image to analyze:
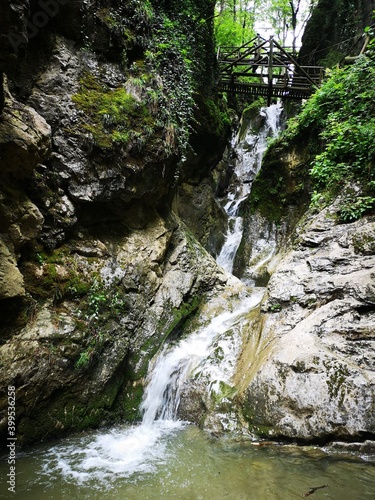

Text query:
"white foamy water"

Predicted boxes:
[[41, 292, 263, 486], [141, 292, 264, 425], [42, 421, 183, 486], [217, 103, 283, 273]]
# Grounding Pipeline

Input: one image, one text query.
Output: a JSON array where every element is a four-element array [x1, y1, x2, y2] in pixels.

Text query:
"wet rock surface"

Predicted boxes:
[[0, 212, 228, 445], [0, 0, 227, 446], [0, 83, 50, 301], [237, 202, 375, 441]]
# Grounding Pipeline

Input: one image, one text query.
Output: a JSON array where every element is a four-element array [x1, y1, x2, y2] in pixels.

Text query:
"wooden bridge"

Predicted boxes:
[[217, 36, 325, 104]]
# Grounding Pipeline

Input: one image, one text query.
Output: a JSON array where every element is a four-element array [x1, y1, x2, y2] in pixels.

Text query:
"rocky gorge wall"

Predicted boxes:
[[0, 0, 231, 446], [298, 0, 375, 66], [171, 103, 375, 444], [0, 0, 374, 449], [235, 202, 375, 442]]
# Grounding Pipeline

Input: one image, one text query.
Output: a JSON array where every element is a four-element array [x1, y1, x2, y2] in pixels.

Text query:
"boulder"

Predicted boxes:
[[237, 203, 375, 441], [0, 239, 25, 299]]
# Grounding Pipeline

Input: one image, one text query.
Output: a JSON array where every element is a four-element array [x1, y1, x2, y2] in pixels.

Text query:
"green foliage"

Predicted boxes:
[[145, 1, 226, 154], [26, 248, 91, 302], [73, 1, 225, 158], [74, 278, 129, 370], [269, 303, 282, 312], [280, 53, 375, 221], [75, 350, 92, 369], [338, 195, 375, 223], [318, 50, 344, 68], [215, 1, 316, 51], [204, 97, 231, 134], [85, 278, 128, 321], [215, 5, 256, 47]]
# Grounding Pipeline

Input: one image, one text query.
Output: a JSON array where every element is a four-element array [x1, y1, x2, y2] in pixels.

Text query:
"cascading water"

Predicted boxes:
[[6, 104, 375, 498], [140, 292, 264, 426], [216, 103, 283, 274], [39, 106, 282, 482], [38, 293, 263, 486], [39, 106, 282, 481]]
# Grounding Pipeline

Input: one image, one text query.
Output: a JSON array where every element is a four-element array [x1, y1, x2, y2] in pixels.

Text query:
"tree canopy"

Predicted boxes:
[[214, 0, 317, 52]]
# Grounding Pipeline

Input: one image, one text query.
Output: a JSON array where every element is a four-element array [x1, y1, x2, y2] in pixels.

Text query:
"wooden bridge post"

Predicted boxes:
[[267, 36, 274, 106]]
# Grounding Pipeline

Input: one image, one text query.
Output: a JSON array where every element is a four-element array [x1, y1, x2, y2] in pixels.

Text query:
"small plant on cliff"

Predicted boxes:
[[338, 195, 375, 223], [74, 279, 128, 370], [85, 278, 128, 321]]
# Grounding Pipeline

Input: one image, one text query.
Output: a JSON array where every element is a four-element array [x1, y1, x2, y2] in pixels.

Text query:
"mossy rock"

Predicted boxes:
[[246, 137, 312, 224], [72, 72, 154, 149]]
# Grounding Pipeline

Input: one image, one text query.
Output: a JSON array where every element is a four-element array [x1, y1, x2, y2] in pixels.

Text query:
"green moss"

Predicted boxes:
[[72, 73, 154, 149], [210, 381, 237, 405], [323, 360, 350, 406], [16, 375, 125, 446], [244, 135, 312, 224], [269, 303, 282, 312], [25, 263, 91, 303], [121, 383, 144, 422], [96, 7, 118, 28], [240, 400, 274, 438], [351, 231, 375, 255], [203, 97, 231, 136], [63, 381, 121, 431], [36, 247, 66, 265], [126, 294, 202, 381]]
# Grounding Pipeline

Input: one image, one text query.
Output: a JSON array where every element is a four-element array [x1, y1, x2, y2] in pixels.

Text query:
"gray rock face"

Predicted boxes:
[[174, 179, 227, 257], [0, 82, 51, 178], [0, 83, 50, 300], [0, 240, 25, 299], [0, 212, 228, 445], [237, 201, 375, 441], [0, 0, 228, 448], [0, 1, 29, 68]]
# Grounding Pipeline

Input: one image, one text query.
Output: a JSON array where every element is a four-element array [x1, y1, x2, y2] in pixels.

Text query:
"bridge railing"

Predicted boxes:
[[217, 37, 325, 101]]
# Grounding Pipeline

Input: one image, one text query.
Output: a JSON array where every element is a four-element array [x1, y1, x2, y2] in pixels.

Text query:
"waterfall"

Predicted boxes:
[[41, 294, 263, 484], [139, 105, 282, 428], [216, 103, 283, 274], [35, 106, 280, 484], [141, 293, 263, 427]]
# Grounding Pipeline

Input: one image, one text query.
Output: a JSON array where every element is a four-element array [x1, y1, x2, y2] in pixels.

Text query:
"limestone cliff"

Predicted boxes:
[[235, 203, 375, 442], [0, 0, 229, 446]]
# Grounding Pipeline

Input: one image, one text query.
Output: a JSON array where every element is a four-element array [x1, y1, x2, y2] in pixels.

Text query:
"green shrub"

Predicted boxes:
[[279, 52, 375, 220]]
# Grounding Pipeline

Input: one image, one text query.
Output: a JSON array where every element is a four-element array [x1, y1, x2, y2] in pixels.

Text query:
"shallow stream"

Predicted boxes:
[[1, 423, 375, 499]]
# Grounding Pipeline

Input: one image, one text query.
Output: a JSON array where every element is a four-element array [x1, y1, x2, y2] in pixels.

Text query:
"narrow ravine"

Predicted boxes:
[[32, 105, 282, 481], [3, 105, 375, 499]]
